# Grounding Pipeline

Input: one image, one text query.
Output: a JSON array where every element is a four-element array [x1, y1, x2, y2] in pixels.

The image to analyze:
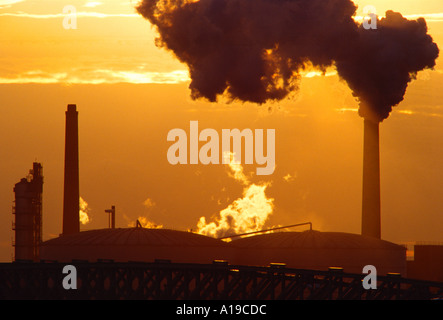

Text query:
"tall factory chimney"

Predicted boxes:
[[361, 119, 381, 239], [63, 104, 80, 235]]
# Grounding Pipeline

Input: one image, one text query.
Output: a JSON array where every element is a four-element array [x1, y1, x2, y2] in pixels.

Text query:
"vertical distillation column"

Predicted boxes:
[[31, 162, 43, 259], [13, 163, 43, 261]]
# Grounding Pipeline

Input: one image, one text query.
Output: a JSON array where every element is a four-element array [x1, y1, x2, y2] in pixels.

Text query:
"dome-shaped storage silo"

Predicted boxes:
[[229, 230, 406, 275], [40, 227, 232, 263]]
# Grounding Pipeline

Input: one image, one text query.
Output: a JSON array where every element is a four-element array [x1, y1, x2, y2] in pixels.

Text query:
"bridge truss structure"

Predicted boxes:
[[1, 261, 442, 300]]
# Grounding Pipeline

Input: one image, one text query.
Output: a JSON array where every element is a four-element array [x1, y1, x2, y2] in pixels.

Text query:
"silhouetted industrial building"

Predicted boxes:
[[10, 104, 443, 288], [12, 162, 43, 261], [229, 230, 406, 276], [41, 227, 231, 264], [407, 245, 443, 283], [40, 228, 407, 276]]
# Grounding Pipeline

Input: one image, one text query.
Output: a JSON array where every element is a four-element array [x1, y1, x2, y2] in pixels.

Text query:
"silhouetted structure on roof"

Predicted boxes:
[[105, 206, 116, 229]]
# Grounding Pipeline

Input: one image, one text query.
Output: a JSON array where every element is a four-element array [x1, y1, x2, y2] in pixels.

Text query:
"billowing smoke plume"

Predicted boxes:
[[136, 0, 439, 121], [336, 11, 439, 122], [136, 0, 357, 103]]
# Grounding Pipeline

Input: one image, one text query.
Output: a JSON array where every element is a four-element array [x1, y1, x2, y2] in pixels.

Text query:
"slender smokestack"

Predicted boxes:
[[63, 104, 80, 235], [361, 119, 381, 239]]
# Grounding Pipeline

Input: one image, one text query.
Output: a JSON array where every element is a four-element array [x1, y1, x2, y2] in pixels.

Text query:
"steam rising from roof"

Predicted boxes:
[[79, 196, 90, 225], [137, 0, 439, 122], [196, 152, 274, 239]]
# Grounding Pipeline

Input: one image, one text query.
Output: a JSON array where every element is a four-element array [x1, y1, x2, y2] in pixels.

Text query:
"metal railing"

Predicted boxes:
[[218, 222, 313, 240]]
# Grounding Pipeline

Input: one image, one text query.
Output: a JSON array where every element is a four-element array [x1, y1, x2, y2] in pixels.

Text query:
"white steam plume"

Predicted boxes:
[[196, 152, 274, 239]]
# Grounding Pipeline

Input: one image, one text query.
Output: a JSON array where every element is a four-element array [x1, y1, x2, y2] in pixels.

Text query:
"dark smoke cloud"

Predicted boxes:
[[137, 0, 439, 122], [136, 0, 358, 103], [336, 11, 439, 122]]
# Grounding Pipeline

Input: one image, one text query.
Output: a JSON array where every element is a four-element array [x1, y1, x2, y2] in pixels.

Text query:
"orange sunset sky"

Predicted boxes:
[[1, 0, 443, 262]]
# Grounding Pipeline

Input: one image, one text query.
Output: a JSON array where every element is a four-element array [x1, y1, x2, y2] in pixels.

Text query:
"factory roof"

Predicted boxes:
[[229, 230, 405, 250], [42, 227, 228, 247]]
